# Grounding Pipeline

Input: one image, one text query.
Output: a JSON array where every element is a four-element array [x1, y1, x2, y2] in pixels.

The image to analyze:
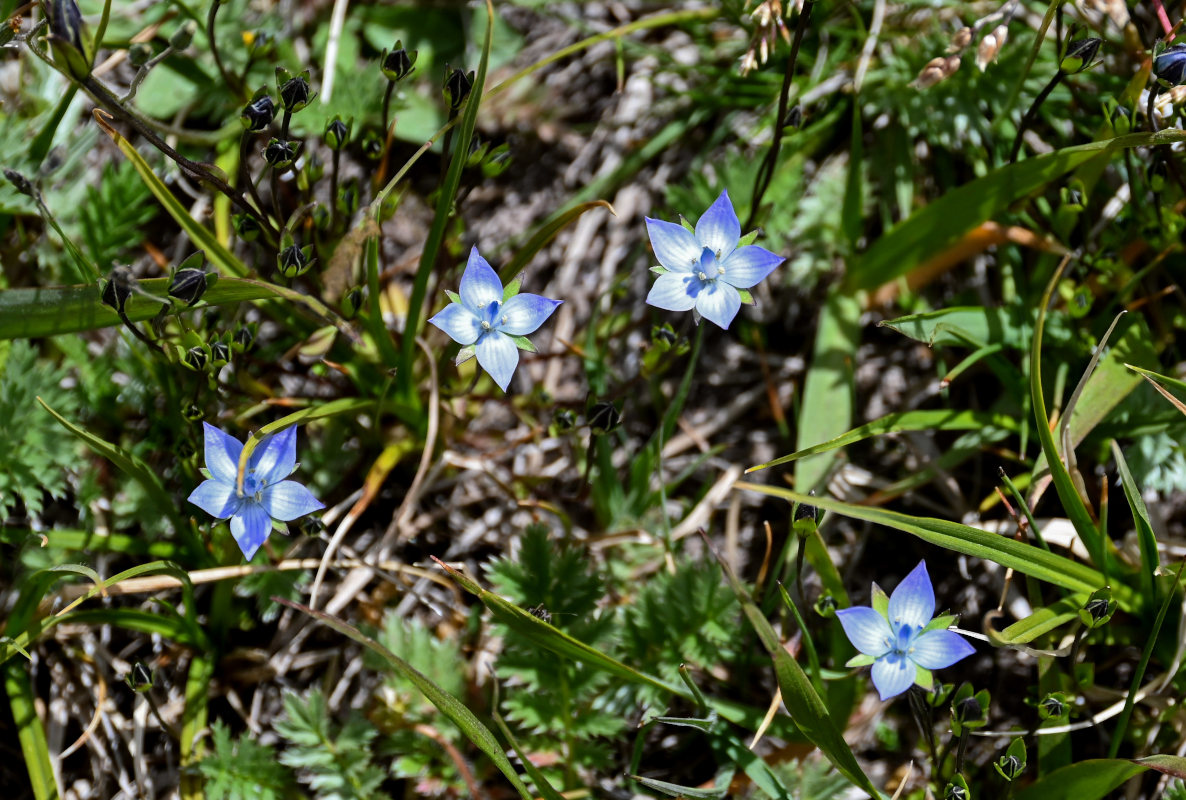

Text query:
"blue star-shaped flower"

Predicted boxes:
[[428, 247, 561, 392], [644, 190, 784, 329], [836, 560, 975, 701], [187, 422, 324, 560]]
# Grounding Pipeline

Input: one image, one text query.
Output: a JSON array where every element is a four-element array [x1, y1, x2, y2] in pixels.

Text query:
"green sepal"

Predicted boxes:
[[503, 277, 521, 300], [871, 584, 889, 618], [511, 335, 536, 353], [679, 215, 695, 234], [738, 229, 760, 247], [455, 345, 475, 365], [913, 665, 934, 691], [650, 265, 669, 275], [445, 289, 461, 305], [845, 653, 876, 668], [737, 288, 755, 305], [923, 613, 959, 633]]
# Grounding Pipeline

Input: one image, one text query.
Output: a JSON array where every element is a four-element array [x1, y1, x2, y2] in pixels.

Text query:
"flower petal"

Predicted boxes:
[[260, 480, 325, 521], [229, 502, 272, 560], [695, 190, 741, 259], [695, 280, 741, 329], [249, 426, 297, 483], [647, 272, 700, 312], [888, 560, 936, 630], [475, 331, 519, 391], [870, 652, 916, 701], [836, 606, 893, 657], [429, 302, 483, 345], [188, 479, 242, 519], [722, 245, 783, 289], [645, 217, 701, 272], [202, 422, 243, 485], [498, 293, 561, 336], [909, 629, 975, 670], [459, 247, 503, 310]]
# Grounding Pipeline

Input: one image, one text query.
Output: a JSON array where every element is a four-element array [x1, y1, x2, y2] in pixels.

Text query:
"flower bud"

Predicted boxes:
[[170, 20, 197, 51], [813, 593, 837, 617], [324, 116, 350, 151], [794, 496, 819, 524], [948, 26, 972, 53], [128, 42, 153, 68], [995, 754, 1023, 781], [587, 401, 621, 434], [1154, 43, 1186, 85], [954, 695, 983, 725], [240, 94, 275, 131], [234, 213, 263, 243], [184, 346, 209, 371], [278, 69, 314, 112], [183, 404, 204, 422], [234, 325, 255, 350], [1079, 589, 1116, 628], [211, 340, 230, 363], [278, 243, 314, 278], [976, 24, 1008, 71], [944, 785, 967, 800], [914, 55, 960, 89], [4, 168, 35, 197], [553, 408, 577, 431], [125, 662, 154, 692], [264, 138, 297, 169], [1038, 693, 1066, 720], [361, 129, 384, 160], [101, 268, 134, 313], [341, 286, 364, 318], [381, 42, 417, 82], [443, 65, 474, 110], [168, 267, 208, 306], [652, 325, 677, 346], [1059, 38, 1100, 74], [46, 0, 91, 80]]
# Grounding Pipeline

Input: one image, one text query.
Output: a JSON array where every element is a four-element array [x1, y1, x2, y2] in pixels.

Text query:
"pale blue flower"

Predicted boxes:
[[428, 247, 561, 392], [837, 560, 974, 701], [644, 190, 783, 329], [187, 422, 324, 560]]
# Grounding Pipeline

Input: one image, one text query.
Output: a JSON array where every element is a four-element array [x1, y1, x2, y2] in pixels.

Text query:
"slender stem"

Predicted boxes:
[[381, 81, 395, 144], [238, 131, 269, 225], [654, 325, 705, 550], [1009, 70, 1064, 163], [330, 148, 341, 232], [747, 1, 813, 230], [206, 0, 245, 99]]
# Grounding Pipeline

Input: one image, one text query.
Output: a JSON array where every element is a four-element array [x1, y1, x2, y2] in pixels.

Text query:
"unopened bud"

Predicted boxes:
[[168, 267, 207, 306], [277, 243, 313, 278], [1059, 38, 1100, 74], [101, 268, 134, 313], [443, 65, 474, 111], [324, 117, 350, 151], [234, 325, 255, 350], [278, 70, 314, 112], [948, 26, 972, 53], [263, 138, 297, 168], [1154, 43, 1186, 85], [240, 95, 275, 131], [4, 168, 35, 197], [170, 20, 197, 51], [587, 402, 621, 434], [211, 341, 230, 363], [944, 785, 967, 800], [553, 408, 577, 431], [976, 24, 1008, 71], [184, 346, 209, 371], [914, 55, 960, 89], [128, 42, 153, 68], [234, 213, 263, 242], [381, 42, 417, 82]]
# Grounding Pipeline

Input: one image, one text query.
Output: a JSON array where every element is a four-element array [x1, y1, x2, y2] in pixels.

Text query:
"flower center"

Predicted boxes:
[[889, 622, 918, 656], [478, 299, 502, 332], [241, 469, 266, 501], [697, 247, 724, 283]]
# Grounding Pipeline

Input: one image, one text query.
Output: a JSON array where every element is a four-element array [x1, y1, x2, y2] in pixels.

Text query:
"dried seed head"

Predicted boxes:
[[976, 24, 1009, 71], [948, 26, 973, 53], [913, 55, 961, 89]]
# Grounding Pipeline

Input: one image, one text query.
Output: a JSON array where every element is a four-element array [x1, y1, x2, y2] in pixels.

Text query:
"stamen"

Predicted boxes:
[[717, 266, 726, 275], [481, 321, 492, 331], [697, 271, 708, 281]]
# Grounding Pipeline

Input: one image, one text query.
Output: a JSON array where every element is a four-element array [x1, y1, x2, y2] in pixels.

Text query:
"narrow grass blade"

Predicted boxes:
[[630, 772, 732, 798], [92, 109, 246, 278], [882, 305, 1075, 350], [991, 596, 1082, 645], [277, 597, 537, 800], [1112, 441, 1160, 601], [499, 200, 615, 284], [748, 409, 1017, 473], [734, 484, 1128, 606], [5, 662, 59, 800], [705, 539, 885, 799], [399, 0, 494, 386], [1030, 258, 1105, 573], [38, 397, 177, 521]]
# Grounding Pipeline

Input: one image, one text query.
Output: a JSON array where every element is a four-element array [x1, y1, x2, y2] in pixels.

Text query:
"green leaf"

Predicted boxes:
[[5, 662, 57, 800], [992, 597, 1082, 645], [733, 484, 1129, 607], [848, 129, 1186, 291], [749, 409, 1018, 473], [795, 288, 860, 492], [1112, 440, 1159, 600], [1014, 759, 1146, 800], [881, 305, 1077, 350]]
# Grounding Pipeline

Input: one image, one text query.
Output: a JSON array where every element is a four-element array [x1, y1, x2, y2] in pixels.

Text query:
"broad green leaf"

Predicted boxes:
[[993, 597, 1082, 645], [278, 597, 537, 800], [1013, 759, 1145, 800], [881, 306, 1077, 350], [795, 288, 860, 492], [748, 409, 1018, 473], [848, 129, 1186, 292], [0, 277, 322, 339], [733, 485, 1127, 607]]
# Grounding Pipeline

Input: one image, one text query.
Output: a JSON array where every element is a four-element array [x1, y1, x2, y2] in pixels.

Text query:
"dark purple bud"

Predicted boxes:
[[381, 42, 417, 82], [168, 267, 207, 306], [241, 95, 275, 132], [1155, 44, 1186, 85], [263, 138, 297, 168], [1059, 38, 1100, 74], [4, 168, 35, 197], [443, 65, 474, 111], [324, 117, 350, 151], [279, 72, 314, 112]]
